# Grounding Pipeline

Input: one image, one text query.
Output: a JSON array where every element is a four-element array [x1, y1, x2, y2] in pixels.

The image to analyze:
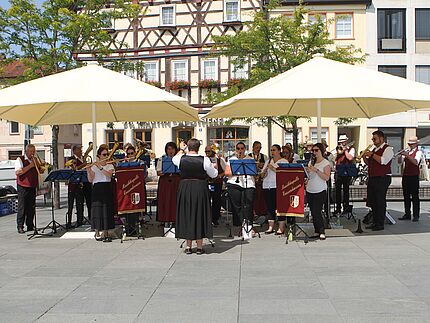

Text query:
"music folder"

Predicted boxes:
[[161, 156, 180, 174], [277, 163, 309, 178]]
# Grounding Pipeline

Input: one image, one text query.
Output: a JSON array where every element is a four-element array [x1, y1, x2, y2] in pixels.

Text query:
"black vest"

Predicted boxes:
[[180, 155, 207, 180]]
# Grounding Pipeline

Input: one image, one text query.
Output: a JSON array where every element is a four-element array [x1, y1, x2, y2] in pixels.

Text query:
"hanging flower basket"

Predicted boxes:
[[198, 79, 220, 89], [166, 80, 190, 90], [227, 78, 246, 89], [146, 80, 162, 88]]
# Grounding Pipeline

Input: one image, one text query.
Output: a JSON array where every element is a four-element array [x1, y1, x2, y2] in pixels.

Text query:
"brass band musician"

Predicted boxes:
[[66, 145, 92, 229], [397, 136, 422, 222], [248, 141, 267, 217], [15, 144, 39, 234], [363, 130, 393, 231], [205, 145, 226, 226], [334, 135, 355, 215]]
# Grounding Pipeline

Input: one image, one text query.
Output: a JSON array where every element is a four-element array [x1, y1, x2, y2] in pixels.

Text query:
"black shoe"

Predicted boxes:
[[412, 218, 419, 222], [66, 223, 74, 230], [103, 237, 112, 243], [185, 248, 192, 255], [398, 215, 411, 221], [365, 224, 375, 230], [196, 248, 204, 255], [371, 226, 384, 231], [17, 228, 25, 234], [27, 226, 34, 232], [213, 221, 219, 227]]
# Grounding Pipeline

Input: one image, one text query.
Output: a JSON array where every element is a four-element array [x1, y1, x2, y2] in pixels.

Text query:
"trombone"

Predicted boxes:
[[33, 152, 48, 175], [65, 142, 93, 170], [82, 142, 120, 169]]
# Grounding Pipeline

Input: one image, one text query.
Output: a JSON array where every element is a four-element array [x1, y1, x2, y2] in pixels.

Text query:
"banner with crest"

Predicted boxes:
[[115, 166, 146, 214], [276, 167, 305, 217]]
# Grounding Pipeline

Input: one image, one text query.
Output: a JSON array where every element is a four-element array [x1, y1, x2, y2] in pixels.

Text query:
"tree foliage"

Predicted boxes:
[[0, 0, 140, 207], [207, 2, 365, 150]]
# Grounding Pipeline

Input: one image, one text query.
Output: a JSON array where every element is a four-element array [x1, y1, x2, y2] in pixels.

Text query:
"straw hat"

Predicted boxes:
[[306, 140, 313, 146], [338, 134, 348, 142], [407, 136, 419, 144]]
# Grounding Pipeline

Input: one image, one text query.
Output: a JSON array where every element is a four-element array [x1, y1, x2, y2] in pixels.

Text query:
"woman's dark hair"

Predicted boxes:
[[126, 145, 136, 153], [187, 138, 200, 152], [252, 141, 262, 147], [282, 144, 293, 163], [236, 141, 246, 149], [97, 144, 109, 157], [272, 144, 281, 152], [164, 142, 178, 154]]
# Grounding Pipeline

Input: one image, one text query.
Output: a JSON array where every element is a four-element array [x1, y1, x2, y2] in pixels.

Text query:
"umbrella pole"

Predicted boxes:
[[92, 102, 97, 161], [317, 99, 322, 143]]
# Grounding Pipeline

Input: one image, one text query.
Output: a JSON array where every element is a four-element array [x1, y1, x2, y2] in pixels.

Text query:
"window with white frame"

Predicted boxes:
[[202, 59, 217, 80], [416, 66, 430, 85], [335, 14, 353, 39], [143, 62, 159, 82], [10, 121, 19, 134], [172, 60, 188, 81], [160, 5, 175, 26], [224, 0, 240, 22], [416, 9, 430, 40], [283, 128, 302, 145], [309, 13, 327, 25], [231, 60, 248, 79], [310, 127, 328, 143]]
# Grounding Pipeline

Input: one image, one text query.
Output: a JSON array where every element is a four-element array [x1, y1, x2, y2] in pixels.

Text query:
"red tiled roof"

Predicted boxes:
[[0, 60, 28, 78]]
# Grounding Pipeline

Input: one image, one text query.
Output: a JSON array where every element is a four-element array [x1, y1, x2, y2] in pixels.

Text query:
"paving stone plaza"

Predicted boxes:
[[0, 198, 430, 323]]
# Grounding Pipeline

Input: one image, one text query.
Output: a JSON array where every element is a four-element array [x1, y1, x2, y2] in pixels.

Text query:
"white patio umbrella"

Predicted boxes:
[[205, 56, 430, 142], [0, 64, 198, 159]]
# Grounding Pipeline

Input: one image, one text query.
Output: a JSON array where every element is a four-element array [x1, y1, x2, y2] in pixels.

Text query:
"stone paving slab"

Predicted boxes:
[[0, 201, 430, 322]]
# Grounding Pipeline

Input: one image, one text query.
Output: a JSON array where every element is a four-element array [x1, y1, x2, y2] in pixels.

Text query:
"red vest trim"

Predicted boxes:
[[368, 144, 392, 177], [403, 148, 420, 176], [16, 156, 38, 188]]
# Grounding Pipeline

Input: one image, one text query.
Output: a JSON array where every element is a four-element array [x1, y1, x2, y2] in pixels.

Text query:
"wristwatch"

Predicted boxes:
[[99, 167, 103, 171]]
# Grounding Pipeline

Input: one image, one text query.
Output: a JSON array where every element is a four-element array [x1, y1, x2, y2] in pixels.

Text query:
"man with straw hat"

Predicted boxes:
[[397, 136, 422, 222]]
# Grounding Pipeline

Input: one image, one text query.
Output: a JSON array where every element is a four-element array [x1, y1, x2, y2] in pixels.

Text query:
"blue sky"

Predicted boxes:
[[0, 0, 44, 9]]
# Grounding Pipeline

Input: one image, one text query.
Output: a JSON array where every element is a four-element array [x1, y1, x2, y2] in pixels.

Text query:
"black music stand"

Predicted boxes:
[[161, 157, 180, 237], [230, 159, 260, 240], [39, 169, 76, 235], [276, 163, 310, 244]]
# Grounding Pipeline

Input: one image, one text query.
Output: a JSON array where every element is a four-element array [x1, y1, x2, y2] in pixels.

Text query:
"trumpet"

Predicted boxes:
[[355, 144, 374, 162], [394, 148, 410, 157], [33, 152, 47, 175]]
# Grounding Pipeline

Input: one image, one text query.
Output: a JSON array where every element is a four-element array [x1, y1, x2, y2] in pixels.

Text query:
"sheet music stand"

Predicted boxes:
[[229, 159, 260, 239]]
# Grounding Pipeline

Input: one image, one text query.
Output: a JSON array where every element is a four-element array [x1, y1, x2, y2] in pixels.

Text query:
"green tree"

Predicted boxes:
[[207, 2, 365, 152], [0, 0, 140, 207]]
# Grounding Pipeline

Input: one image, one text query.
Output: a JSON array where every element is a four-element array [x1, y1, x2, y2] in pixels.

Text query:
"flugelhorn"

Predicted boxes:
[[355, 144, 374, 162]]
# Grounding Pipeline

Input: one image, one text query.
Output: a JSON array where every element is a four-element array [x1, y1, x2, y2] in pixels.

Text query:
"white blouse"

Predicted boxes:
[[306, 159, 330, 194], [90, 163, 114, 184], [262, 158, 289, 189]]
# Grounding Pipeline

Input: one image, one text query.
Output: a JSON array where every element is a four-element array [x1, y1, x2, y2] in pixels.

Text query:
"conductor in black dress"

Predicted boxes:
[[172, 138, 218, 255]]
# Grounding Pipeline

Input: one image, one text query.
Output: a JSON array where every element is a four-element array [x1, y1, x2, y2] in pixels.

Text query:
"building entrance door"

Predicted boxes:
[[174, 127, 194, 146]]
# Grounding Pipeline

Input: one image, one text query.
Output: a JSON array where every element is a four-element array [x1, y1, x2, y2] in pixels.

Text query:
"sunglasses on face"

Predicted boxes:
[[312, 149, 320, 152], [236, 147, 245, 151], [127, 152, 135, 156], [205, 150, 211, 153]]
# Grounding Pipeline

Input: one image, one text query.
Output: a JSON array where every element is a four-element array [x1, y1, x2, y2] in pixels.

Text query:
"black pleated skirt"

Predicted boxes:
[[91, 182, 115, 231], [176, 179, 213, 240]]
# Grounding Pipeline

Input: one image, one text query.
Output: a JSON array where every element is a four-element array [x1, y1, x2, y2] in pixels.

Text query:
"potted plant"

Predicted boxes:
[[166, 80, 190, 90], [146, 80, 162, 88], [198, 79, 220, 89], [227, 78, 246, 89]]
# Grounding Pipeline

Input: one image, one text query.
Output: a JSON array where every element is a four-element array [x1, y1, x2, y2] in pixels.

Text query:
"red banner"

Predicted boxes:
[[276, 168, 305, 217], [115, 166, 146, 214]]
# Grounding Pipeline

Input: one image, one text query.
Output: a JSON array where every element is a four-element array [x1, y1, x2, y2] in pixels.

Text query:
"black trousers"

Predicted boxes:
[[335, 175, 351, 211], [210, 182, 223, 224], [67, 188, 84, 225], [17, 184, 36, 230], [82, 183, 92, 220], [307, 190, 326, 234], [367, 176, 391, 228], [402, 175, 420, 219], [263, 188, 276, 221], [227, 184, 255, 226]]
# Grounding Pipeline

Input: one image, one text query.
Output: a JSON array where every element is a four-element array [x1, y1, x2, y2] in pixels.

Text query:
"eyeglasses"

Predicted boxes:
[[236, 147, 245, 151], [204, 150, 212, 153], [270, 149, 278, 151], [312, 149, 320, 152], [127, 152, 135, 156]]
